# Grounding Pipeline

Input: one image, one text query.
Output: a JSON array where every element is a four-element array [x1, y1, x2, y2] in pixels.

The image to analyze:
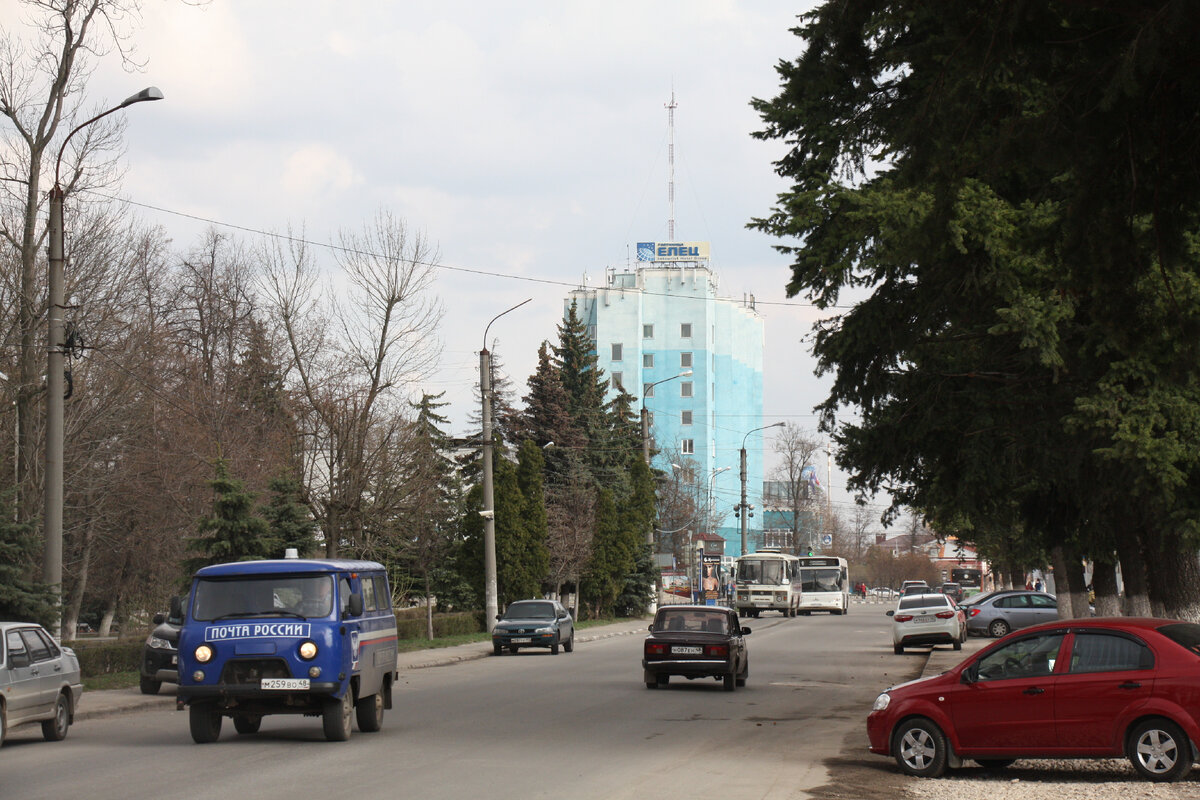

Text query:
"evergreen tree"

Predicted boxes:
[[261, 473, 317, 557], [0, 490, 55, 625], [404, 392, 465, 635], [185, 459, 277, 574], [582, 488, 629, 617], [750, 1, 1200, 616]]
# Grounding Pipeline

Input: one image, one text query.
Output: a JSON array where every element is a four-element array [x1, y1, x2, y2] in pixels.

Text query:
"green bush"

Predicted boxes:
[[395, 611, 484, 640], [70, 640, 143, 677]]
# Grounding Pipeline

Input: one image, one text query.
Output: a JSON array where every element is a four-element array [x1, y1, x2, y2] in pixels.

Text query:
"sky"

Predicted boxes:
[[53, 0, 895, 526]]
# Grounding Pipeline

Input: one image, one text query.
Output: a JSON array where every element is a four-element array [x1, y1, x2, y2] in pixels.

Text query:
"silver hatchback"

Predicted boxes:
[[1, 621, 83, 746]]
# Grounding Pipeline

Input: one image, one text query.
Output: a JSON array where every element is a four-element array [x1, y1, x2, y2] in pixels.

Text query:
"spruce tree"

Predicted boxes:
[[0, 490, 55, 625], [185, 459, 277, 574], [261, 473, 316, 557]]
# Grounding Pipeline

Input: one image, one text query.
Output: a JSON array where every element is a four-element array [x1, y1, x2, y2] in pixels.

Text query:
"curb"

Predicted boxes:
[[399, 619, 651, 670]]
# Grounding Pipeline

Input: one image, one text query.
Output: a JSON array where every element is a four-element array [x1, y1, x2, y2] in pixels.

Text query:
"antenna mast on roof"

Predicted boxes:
[[666, 90, 677, 241]]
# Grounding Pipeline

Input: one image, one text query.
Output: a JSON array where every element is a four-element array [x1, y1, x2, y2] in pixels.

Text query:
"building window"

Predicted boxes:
[[680, 352, 692, 369], [680, 381, 693, 398], [611, 343, 623, 361], [643, 353, 654, 368], [643, 324, 654, 339], [612, 372, 623, 390], [681, 439, 694, 455], [680, 323, 692, 338], [643, 383, 654, 398], [681, 410, 693, 425]]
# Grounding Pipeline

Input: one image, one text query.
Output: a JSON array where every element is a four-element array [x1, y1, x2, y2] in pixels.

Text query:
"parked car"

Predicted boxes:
[[140, 607, 182, 695], [1, 621, 83, 746], [888, 594, 965, 654], [491, 599, 575, 655], [868, 617, 1200, 782], [938, 582, 964, 603], [963, 589, 1058, 637], [642, 605, 750, 691]]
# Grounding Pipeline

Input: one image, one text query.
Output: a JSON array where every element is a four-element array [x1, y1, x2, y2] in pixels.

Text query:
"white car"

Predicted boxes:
[[886, 594, 965, 654], [1, 621, 83, 746]]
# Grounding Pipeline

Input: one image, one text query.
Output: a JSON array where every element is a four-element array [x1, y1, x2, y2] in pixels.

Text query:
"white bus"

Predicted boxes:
[[795, 556, 850, 615], [733, 549, 802, 617]]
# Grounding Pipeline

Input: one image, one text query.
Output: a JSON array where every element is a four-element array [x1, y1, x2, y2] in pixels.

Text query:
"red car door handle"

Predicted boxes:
[[1022, 687, 1045, 695], [1119, 682, 1141, 690]]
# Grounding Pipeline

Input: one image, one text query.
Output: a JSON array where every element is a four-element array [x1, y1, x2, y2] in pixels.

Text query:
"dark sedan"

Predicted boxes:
[[492, 599, 575, 655], [642, 605, 750, 691]]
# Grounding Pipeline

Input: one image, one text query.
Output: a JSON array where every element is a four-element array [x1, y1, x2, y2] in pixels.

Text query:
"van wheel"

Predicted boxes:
[[233, 715, 261, 734], [892, 718, 948, 777], [356, 692, 384, 732], [323, 691, 353, 742], [1127, 718, 1193, 782], [41, 693, 70, 741], [139, 675, 161, 695], [189, 703, 222, 744]]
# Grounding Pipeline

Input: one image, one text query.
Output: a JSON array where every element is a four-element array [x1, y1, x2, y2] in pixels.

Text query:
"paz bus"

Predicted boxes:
[[795, 555, 850, 615], [733, 549, 801, 617]]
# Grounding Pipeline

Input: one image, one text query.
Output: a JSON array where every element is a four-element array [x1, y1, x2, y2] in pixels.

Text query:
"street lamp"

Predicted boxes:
[[738, 422, 784, 556], [707, 465, 730, 539], [480, 298, 530, 630], [45, 86, 163, 636], [640, 370, 692, 468]]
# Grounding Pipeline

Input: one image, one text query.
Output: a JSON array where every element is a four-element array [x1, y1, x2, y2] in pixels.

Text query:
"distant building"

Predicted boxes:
[[566, 243, 766, 556]]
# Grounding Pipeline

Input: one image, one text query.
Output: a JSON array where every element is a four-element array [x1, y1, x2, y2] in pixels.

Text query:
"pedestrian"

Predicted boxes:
[[1025, 579, 1033, 590], [1034, 578, 1043, 592]]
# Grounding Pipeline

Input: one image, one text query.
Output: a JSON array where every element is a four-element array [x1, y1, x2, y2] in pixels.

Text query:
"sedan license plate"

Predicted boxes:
[[261, 678, 309, 690], [672, 646, 703, 655], [913, 616, 936, 624], [511, 637, 532, 643]]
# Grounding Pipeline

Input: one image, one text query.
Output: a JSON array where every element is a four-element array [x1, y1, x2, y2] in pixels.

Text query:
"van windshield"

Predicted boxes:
[[192, 575, 334, 621], [738, 559, 785, 585]]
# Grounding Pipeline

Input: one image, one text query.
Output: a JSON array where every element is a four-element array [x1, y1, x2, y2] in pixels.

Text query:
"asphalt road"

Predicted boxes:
[[1, 603, 931, 800]]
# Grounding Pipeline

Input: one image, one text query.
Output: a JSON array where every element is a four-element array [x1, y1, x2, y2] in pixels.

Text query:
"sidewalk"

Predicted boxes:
[[75, 617, 653, 722], [920, 633, 990, 679]]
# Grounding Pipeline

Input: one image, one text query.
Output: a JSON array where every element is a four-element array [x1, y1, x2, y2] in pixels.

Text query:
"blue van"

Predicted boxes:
[[174, 558, 398, 742]]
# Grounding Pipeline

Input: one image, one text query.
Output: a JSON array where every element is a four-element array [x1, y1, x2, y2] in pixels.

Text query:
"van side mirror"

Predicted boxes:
[[348, 593, 364, 617], [169, 595, 183, 620]]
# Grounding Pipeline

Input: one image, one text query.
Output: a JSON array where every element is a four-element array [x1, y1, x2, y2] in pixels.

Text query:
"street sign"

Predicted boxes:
[[821, 534, 833, 546]]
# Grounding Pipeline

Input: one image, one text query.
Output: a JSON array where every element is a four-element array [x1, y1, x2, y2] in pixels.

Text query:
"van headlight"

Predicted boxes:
[[298, 640, 318, 660], [872, 692, 891, 712], [194, 644, 213, 663]]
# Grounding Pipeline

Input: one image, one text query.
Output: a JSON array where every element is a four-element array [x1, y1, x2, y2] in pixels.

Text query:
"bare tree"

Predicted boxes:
[[263, 212, 443, 556], [0, 0, 147, 524], [769, 423, 825, 554]]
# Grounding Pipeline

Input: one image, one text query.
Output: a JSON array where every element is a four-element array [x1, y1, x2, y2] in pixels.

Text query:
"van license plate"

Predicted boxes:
[[261, 678, 309, 690], [672, 646, 703, 655]]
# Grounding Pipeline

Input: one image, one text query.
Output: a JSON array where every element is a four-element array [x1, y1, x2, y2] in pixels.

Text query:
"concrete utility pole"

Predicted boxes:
[[738, 422, 783, 556], [480, 299, 529, 630], [45, 87, 162, 637]]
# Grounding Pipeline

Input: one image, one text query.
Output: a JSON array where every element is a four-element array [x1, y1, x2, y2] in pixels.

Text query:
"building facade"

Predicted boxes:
[[565, 242, 767, 557]]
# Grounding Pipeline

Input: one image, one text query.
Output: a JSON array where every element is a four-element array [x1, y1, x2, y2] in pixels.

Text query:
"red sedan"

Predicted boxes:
[[867, 617, 1200, 782]]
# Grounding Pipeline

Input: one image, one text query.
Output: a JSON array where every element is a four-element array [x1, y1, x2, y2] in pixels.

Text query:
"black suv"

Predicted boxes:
[[140, 604, 182, 695]]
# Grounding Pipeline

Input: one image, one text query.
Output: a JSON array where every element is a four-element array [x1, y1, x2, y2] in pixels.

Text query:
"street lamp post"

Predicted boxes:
[[738, 422, 784, 556], [45, 86, 162, 636], [480, 298, 530, 630], [640, 370, 692, 468]]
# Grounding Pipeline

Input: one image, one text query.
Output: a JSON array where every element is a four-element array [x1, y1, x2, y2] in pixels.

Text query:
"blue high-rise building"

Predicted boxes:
[[565, 242, 767, 557]]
